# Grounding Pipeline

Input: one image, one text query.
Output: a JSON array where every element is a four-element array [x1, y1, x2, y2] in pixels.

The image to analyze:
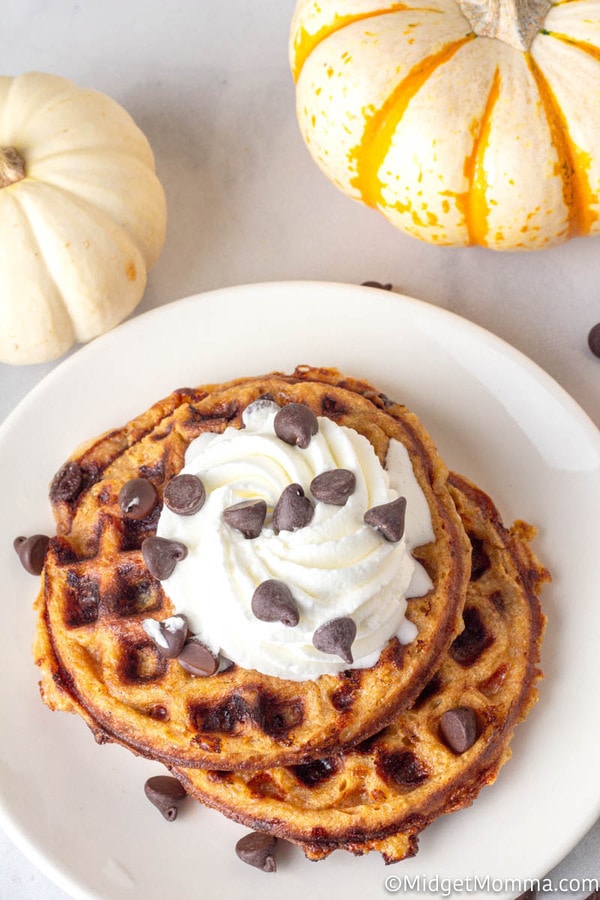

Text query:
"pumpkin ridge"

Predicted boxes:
[[0, 188, 75, 351], [348, 33, 474, 213], [459, 66, 502, 247], [526, 53, 596, 237], [291, 4, 442, 81], [540, 29, 600, 63], [15, 179, 146, 337]]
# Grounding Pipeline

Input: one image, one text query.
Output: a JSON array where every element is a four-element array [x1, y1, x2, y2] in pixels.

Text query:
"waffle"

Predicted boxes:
[[173, 473, 548, 862], [33, 366, 471, 771]]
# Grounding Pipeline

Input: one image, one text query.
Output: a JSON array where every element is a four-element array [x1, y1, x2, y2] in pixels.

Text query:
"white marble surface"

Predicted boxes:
[[0, 1, 598, 897]]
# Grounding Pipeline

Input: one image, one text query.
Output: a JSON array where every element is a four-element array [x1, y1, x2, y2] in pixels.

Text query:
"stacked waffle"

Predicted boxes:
[[33, 366, 548, 864]]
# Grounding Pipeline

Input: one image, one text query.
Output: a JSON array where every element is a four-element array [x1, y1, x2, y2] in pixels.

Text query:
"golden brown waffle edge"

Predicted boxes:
[[33, 366, 471, 771], [172, 472, 548, 863]]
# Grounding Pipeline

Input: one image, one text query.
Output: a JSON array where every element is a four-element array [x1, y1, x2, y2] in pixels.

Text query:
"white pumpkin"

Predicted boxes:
[[0, 72, 167, 364], [290, 0, 600, 250]]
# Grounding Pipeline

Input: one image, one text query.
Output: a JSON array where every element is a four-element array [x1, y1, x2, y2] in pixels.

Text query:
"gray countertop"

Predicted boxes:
[[0, 1, 598, 897]]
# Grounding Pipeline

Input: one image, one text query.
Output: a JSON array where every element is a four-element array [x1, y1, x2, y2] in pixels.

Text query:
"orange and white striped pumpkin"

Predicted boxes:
[[290, 0, 600, 250]]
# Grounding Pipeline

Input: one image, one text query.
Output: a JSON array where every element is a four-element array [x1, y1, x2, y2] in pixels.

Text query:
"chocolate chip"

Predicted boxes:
[[364, 496, 407, 542], [361, 280, 392, 290], [163, 474, 206, 516], [439, 706, 478, 754], [588, 323, 600, 358], [310, 469, 356, 506], [178, 638, 219, 676], [273, 483, 314, 533], [142, 615, 188, 658], [144, 775, 187, 821], [142, 536, 187, 580], [252, 580, 299, 627], [313, 617, 356, 664], [223, 499, 267, 539], [274, 403, 318, 449], [118, 478, 158, 520], [50, 462, 84, 503], [235, 831, 278, 873], [13, 534, 50, 575]]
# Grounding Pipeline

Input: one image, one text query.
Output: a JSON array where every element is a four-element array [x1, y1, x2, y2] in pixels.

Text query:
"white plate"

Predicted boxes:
[[1, 281, 599, 900]]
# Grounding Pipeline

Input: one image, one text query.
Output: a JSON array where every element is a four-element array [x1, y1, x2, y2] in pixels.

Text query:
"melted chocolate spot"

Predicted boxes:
[[50, 463, 84, 504], [450, 607, 493, 666], [413, 672, 443, 709], [257, 695, 304, 738], [192, 695, 250, 734], [64, 572, 100, 627], [469, 535, 490, 580], [377, 750, 430, 790], [292, 756, 341, 787]]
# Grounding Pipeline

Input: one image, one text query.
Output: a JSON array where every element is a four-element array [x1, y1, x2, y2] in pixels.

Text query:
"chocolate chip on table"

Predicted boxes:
[[273, 483, 314, 533], [273, 402, 318, 449], [142, 536, 187, 580], [142, 615, 188, 658], [223, 498, 267, 539], [364, 496, 407, 542], [144, 775, 187, 821], [235, 831, 278, 873], [310, 469, 356, 506], [252, 580, 299, 627], [118, 478, 158, 520], [439, 706, 478, 754], [163, 473, 206, 516], [13, 534, 50, 575], [50, 462, 84, 503], [588, 322, 600, 358], [361, 280, 393, 290], [177, 638, 219, 676], [313, 617, 357, 664]]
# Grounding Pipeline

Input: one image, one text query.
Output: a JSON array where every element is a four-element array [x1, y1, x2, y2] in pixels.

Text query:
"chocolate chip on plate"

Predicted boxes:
[[235, 831, 278, 873], [588, 322, 600, 358], [163, 474, 206, 516], [439, 706, 478, 754], [274, 403, 318, 449], [364, 496, 407, 542], [144, 775, 187, 821], [13, 534, 50, 575], [177, 638, 219, 676], [273, 484, 314, 534], [142, 536, 188, 580], [118, 478, 158, 520], [313, 617, 357, 664], [252, 580, 299, 627], [50, 462, 84, 503], [142, 615, 188, 658], [223, 499, 267, 539], [310, 469, 356, 506]]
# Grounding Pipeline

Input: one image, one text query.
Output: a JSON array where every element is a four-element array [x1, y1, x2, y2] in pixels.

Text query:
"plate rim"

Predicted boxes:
[[1, 279, 599, 900]]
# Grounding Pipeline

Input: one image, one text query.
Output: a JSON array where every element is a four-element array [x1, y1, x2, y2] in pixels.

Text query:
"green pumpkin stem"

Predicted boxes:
[[458, 0, 551, 51], [0, 146, 26, 188]]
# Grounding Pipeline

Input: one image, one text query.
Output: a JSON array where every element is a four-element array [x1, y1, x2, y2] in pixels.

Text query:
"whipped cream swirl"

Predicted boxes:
[[157, 400, 434, 681]]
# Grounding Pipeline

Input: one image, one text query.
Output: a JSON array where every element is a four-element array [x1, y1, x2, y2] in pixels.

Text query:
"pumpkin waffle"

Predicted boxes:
[[33, 366, 470, 771], [173, 473, 548, 862]]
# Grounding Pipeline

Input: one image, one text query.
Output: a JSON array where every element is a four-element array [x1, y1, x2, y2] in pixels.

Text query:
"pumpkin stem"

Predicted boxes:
[[0, 146, 26, 188], [457, 0, 550, 51]]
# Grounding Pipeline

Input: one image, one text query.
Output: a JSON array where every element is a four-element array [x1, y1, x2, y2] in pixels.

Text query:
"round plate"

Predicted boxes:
[[1, 281, 599, 900]]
